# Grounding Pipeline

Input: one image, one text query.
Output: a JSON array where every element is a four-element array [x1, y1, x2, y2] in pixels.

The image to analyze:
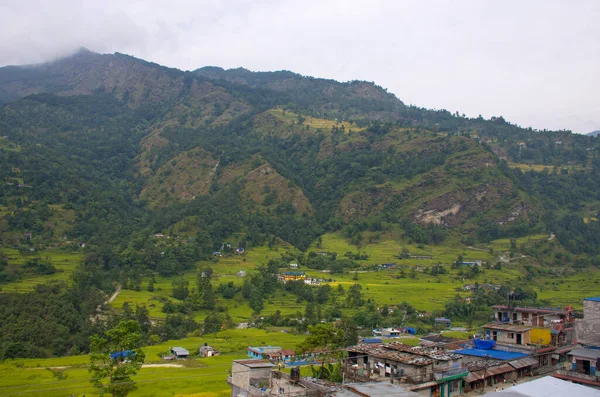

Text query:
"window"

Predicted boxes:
[[509, 333, 514, 339]]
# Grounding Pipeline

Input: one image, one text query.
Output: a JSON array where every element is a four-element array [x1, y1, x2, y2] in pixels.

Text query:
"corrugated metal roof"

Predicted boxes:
[[464, 370, 485, 383], [570, 347, 600, 360], [486, 363, 515, 376], [171, 347, 189, 355], [509, 357, 538, 369], [584, 297, 600, 302]]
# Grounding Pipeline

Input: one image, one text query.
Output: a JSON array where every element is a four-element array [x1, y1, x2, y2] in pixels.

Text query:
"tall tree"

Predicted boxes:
[[89, 320, 146, 397]]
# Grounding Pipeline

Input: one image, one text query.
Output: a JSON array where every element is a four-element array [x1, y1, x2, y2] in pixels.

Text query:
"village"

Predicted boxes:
[[225, 295, 600, 397]]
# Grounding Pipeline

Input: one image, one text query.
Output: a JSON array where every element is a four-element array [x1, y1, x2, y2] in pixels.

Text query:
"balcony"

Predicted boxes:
[[554, 370, 600, 386]]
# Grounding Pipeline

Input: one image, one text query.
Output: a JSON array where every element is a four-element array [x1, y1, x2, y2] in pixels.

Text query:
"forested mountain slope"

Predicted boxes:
[[0, 49, 599, 263]]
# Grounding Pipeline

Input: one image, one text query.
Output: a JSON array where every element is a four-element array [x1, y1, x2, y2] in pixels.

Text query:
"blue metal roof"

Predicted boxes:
[[584, 297, 600, 302], [455, 348, 528, 360], [363, 338, 382, 344]]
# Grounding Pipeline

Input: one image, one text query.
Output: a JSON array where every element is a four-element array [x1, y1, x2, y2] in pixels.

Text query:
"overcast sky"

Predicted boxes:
[[1, 0, 598, 133]]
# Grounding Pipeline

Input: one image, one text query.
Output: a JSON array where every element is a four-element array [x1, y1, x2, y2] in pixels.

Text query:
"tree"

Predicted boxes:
[[296, 323, 345, 354], [171, 278, 189, 300], [89, 320, 146, 397]]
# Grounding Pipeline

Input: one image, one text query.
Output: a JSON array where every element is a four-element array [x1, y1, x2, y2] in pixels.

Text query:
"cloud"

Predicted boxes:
[[0, 0, 598, 133]]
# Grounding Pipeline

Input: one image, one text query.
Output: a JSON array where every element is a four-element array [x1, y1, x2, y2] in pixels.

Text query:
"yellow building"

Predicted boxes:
[[283, 271, 306, 281]]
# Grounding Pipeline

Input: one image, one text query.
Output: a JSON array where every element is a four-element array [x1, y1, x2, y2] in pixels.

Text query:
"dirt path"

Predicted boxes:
[[106, 284, 121, 305], [142, 363, 183, 368]]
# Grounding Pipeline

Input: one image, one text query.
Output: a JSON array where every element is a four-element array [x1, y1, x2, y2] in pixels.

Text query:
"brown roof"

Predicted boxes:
[[464, 370, 485, 383], [280, 349, 295, 356], [347, 344, 433, 366], [509, 357, 538, 369], [486, 363, 515, 376]]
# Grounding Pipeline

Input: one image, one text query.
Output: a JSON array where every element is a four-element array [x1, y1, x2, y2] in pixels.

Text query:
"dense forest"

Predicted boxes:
[[0, 49, 599, 358]]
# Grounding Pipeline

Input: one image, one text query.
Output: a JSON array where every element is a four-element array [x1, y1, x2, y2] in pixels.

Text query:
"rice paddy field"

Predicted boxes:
[[0, 328, 305, 397]]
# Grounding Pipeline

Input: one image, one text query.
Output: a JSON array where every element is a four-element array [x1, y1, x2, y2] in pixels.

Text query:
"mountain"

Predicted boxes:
[[0, 49, 599, 254], [588, 130, 600, 137]]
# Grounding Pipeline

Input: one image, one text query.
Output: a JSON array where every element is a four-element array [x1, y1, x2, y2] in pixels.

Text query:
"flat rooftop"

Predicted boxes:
[[337, 382, 421, 397], [484, 323, 532, 332], [492, 305, 567, 315], [233, 359, 276, 368]]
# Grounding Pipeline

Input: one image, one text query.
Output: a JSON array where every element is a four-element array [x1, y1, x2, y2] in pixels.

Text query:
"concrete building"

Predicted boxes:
[[228, 359, 275, 397], [247, 346, 282, 359], [575, 297, 600, 346], [483, 323, 531, 345], [199, 343, 219, 357], [347, 342, 466, 397], [228, 359, 332, 397], [491, 305, 572, 328]]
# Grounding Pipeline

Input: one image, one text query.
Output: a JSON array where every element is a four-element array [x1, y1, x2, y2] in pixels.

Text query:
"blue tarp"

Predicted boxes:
[[455, 348, 528, 360], [474, 338, 496, 350], [405, 327, 416, 335], [110, 350, 135, 360], [363, 338, 382, 344]]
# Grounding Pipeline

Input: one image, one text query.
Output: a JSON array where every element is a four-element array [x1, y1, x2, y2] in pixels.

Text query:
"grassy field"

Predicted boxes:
[[0, 328, 305, 397], [268, 108, 364, 133], [4, 230, 599, 319], [507, 161, 585, 173], [0, 248, 84, 292]]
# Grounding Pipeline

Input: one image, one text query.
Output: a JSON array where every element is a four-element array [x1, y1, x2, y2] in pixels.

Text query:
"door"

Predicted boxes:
[[583, 360, 591, 375], [516, 334, 522, 345]]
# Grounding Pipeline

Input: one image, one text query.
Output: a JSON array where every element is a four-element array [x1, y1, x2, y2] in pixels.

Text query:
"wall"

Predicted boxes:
[[231, 362, 250, 391], [530, 328, 551, 345], [576, 300, 600, 346]]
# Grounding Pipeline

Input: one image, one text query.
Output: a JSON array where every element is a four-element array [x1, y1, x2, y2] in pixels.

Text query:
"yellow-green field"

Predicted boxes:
[[0, 249, 84, 292], [507, 162, 585, 173], [0, 329, 305, 397], [268, 108, 364, 133]]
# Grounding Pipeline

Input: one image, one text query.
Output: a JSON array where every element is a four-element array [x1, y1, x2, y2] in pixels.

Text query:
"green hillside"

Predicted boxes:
[[0, 50, 599, 364]]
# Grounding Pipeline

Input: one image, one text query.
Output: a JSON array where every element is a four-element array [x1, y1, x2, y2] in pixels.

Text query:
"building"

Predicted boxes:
[[334, 382, 421, 397], [169, 347, 189, 359], [199, 343, 219, 357], [434, 317, 452, 329], [491, 305, 572, 328], [237, 270, 247, 277], [227, 359, 332, 397], [575, 297, 600, 346], [372, 328, 404, 338], [289, 263, 298, 269], [248, 346, 282, 359], [228, 359, 275, 397], [552, 296, 600, 387], [347, 342, 466, 396], [483, 323, 532, 345], [283, 271, 306, 281]]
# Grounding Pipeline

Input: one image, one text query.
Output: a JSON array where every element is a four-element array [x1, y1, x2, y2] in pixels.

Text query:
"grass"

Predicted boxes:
[[0, 249, 84, 292], [507, 162, 585, 172], [268, 108, 364, 133], [0, 329, 305, 397]]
